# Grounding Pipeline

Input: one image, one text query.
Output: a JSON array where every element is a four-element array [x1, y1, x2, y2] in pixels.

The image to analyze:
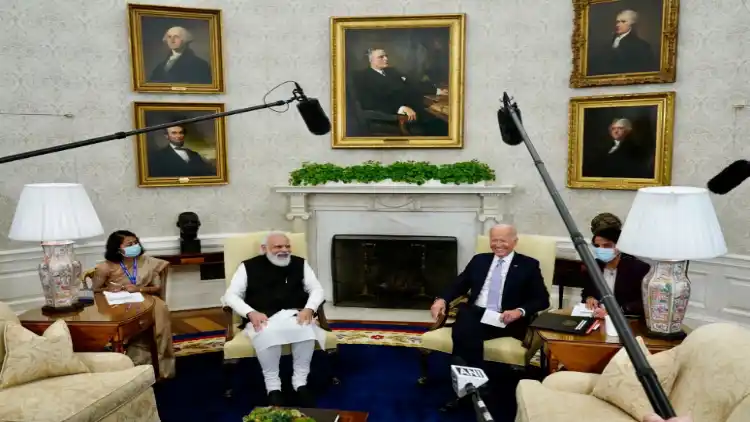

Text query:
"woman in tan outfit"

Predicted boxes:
[[92, 230, 176, 379]]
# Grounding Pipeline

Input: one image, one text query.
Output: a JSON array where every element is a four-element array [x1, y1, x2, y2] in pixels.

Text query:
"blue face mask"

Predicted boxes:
[[122, 244, 142, 258], [594, 247, 617, 263]]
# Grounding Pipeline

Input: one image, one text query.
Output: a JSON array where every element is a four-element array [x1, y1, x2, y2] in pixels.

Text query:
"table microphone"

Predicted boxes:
[[293, 82, 331, 135], [707, 160, 750, 194]]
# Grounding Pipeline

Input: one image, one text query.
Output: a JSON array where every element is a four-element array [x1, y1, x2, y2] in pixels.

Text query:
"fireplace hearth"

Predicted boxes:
[[331, 234, 458, 309]]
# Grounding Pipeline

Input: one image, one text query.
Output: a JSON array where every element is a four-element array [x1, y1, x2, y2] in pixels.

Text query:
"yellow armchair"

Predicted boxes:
[[418, 234, 556, 383], [220, 231, 340, 397]]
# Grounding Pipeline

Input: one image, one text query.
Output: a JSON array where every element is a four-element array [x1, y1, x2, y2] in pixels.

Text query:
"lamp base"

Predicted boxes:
[[642, 260, 691, 337], [38, 241, 83, 311], [42, 302, 85, 314], [645, 328, 687, 341]]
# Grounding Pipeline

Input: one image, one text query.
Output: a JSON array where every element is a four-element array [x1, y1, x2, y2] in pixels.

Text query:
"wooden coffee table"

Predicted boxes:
[[536, 309, 688, 374], [18, 293, 159, 378], [252, 408, 368, 421]]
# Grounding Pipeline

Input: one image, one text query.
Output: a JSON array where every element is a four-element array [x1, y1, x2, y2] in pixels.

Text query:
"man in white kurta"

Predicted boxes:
[[224, 232, 325, 407]]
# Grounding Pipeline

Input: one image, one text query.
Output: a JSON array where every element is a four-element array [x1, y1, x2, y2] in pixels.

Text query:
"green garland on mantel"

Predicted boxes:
[[288, 160, 496, 186]]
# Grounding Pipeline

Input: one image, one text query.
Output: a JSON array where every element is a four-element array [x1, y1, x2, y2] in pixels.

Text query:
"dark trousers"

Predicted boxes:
[[451, 304, 526, 369]]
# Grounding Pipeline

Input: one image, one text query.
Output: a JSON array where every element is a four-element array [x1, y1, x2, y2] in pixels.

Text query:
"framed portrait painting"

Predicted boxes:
[[330, 14, 466, 148], [567, 92, 675, 190], [133, 102, 228, 188], [128, 4, 224, 94], [570, 0, 680, 88]]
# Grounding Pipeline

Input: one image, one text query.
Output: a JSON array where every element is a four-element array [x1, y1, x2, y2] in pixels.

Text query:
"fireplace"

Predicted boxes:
[[331, 234, 458, 309]]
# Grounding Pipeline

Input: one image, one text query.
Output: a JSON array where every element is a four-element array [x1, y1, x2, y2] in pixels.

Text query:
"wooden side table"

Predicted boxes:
[[536, 309, 688, 374], [18, 293, 160, 379], [154, 251, 225, 280]]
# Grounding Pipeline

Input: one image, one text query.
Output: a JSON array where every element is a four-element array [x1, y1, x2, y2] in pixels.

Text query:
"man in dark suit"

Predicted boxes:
[[353, 48, 448, 136], [148, 26, 212, 85], [430, 224, 550, 369], [148, 124, 216, 178], [588, 9, 658, 76], [582, 118, 654, 179]]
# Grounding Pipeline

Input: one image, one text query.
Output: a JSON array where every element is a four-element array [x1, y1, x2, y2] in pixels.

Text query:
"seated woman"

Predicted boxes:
[[92, 230, 176, 379], [581, 213, 651, 319]]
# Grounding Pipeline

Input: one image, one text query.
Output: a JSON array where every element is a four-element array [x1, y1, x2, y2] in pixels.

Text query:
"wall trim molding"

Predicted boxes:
[[3, 232, 749, 327]]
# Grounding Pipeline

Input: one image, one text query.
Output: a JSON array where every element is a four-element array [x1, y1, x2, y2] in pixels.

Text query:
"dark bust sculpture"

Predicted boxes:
[[177, 211, 201, 254]]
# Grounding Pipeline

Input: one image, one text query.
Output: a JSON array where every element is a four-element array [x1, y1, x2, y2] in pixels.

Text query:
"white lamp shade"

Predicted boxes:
[[618, 186, 727, 261], [8, 183, 104, 242]]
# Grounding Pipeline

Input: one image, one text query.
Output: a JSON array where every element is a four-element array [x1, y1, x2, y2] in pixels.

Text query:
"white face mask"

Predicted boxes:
[[266, 251, 291, 267]]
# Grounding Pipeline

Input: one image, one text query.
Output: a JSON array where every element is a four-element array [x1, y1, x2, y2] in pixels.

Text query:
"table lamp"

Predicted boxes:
[[8, 183, 104, 313], [617, 186, 727, 339]]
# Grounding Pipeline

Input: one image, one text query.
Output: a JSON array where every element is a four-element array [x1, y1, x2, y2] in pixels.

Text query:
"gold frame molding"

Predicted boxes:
[[570, 0, 680, 88], [567, 91, 675, 190], [127, 4, 225, 94], [330, 14, 466, 149], [133, 102, 228, 188]]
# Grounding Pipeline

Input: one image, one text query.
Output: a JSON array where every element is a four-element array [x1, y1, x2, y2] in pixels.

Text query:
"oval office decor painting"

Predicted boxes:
[[567, 92, 675, 190], [133, 102, 228, 188], [128, 4, 224, 94], [330, 14, 466, 148], [570, 0, 680, 88]]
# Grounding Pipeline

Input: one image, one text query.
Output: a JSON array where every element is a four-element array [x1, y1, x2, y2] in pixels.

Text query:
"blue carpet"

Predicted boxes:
[[155, 345, 521, 422]]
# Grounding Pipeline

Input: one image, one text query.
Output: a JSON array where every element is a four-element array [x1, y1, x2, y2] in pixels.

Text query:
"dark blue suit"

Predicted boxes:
[[441, 252, 550, 368]]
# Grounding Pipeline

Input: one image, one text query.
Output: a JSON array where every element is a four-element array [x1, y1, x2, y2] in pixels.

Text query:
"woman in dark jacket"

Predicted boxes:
[[581, 213, 651, 319]]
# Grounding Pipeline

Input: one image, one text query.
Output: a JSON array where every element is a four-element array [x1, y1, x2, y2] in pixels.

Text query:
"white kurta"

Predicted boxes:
[[223, 260, 327, 352]]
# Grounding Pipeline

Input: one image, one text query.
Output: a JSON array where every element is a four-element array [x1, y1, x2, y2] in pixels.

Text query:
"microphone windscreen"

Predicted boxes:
[[497, 108, 523, 146], [707, 160, 750, 194], [296, 98, 331, 136]]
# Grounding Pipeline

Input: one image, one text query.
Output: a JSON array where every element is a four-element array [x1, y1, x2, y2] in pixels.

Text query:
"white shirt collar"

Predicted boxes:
[[494, 251, 515, 264], [169, 50, 183, 59]]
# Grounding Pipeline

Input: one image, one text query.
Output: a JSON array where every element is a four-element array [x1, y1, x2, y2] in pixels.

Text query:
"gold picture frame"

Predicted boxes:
[[133, 102, 228, 188], [567, 92, 675, 190], [128, 4, 224, 94], [330, 14, 466, 148], [570, 0, 680, 88]]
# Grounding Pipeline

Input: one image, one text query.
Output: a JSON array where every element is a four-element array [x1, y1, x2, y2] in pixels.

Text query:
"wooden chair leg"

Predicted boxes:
[[327, 348, 341, 385], [417, 348, 431, 385], [223, 358, 239, 398]]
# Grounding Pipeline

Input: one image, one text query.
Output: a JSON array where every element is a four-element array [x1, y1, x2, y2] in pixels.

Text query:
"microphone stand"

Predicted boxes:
[[501, 93, 676, 419], [465, 384, 494, 422], [0, 96, 300, 165]]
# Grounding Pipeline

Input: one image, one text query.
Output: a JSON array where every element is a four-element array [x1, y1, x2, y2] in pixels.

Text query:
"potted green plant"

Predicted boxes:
[[242, 407, 316, 422], [288, 160, 495, 187]]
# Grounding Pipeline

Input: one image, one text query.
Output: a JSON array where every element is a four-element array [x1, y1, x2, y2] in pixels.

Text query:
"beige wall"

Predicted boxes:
[[0, 0, 748, 253]]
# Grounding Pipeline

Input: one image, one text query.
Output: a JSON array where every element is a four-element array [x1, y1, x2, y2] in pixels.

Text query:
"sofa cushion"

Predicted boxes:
[[592, 337, 678, 421], [0, 302, 20, 373], [224, 325, 337, 359], [516, 379, 635, 422], [420, 327, 527, 366], [0, 365, 154, 422], [0, 320, 89, 389]]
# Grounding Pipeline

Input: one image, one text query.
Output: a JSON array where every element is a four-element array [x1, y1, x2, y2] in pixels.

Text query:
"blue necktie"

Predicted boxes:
[[486, 259, 504, 311]]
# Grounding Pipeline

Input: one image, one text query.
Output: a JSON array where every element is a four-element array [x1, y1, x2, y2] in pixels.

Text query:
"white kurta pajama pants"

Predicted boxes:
[[243, 309, 328, 392]]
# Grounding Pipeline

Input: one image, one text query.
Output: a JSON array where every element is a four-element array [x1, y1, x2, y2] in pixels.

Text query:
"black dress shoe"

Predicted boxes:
[[268, 390, 284, 407], [296, 385, 316, 408]]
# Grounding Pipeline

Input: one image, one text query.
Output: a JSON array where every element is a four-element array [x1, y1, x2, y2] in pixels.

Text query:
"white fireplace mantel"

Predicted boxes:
[[273, 183, 515, 232]]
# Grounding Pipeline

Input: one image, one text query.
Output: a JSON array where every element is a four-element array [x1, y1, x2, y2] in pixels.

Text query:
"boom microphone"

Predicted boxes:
[[707, 160, 750, 194], [293, 83, 331, 136], [497, 93, 523, 145]]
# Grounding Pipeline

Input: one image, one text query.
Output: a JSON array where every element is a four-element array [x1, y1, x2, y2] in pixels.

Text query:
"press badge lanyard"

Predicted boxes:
[[119, 260, 138, 285]]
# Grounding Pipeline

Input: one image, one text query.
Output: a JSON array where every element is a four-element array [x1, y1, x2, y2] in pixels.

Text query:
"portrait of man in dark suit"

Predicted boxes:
[[128, 5, 224, 93], [134, 103, 228, 187], [581, 115, 656, 179], [330, 16, 466, 148]]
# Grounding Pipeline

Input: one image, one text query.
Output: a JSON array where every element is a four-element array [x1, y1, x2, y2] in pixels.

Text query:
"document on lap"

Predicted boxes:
[[480, 309, 507, 328], [243, 309, 327, 352]]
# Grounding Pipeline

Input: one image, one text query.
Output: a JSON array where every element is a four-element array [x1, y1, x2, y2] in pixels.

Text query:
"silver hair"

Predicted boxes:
[[366, 48, 385, 60], [617, 9, 638, 25], [611, 118, 633, 131], [261, 231, 289, 247], [489, 224, 518, 239], [162, 26, 193, 43]]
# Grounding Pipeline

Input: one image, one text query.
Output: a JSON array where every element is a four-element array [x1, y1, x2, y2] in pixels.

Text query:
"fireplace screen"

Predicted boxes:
[[331, 234, 458, 309]]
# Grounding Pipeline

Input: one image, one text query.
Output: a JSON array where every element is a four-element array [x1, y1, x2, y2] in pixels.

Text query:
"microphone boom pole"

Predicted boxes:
[[501, 93, 676, 419], [0, 98, 293, 165]]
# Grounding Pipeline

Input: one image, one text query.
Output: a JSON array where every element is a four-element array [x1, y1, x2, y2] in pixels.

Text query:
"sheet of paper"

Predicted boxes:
[[480, 309, 506, 328], [571, 303, 594, 317], [103, 291, 145, 305]]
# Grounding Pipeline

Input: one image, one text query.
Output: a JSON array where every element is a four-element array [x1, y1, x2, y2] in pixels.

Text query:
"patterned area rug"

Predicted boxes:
[[172, 321, 431, 357]]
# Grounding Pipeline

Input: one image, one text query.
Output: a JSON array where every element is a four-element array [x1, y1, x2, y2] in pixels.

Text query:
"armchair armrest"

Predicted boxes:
[[75, 352, 134, 372], [542, 371, 601, 395], [314, 300, 331, 331]]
